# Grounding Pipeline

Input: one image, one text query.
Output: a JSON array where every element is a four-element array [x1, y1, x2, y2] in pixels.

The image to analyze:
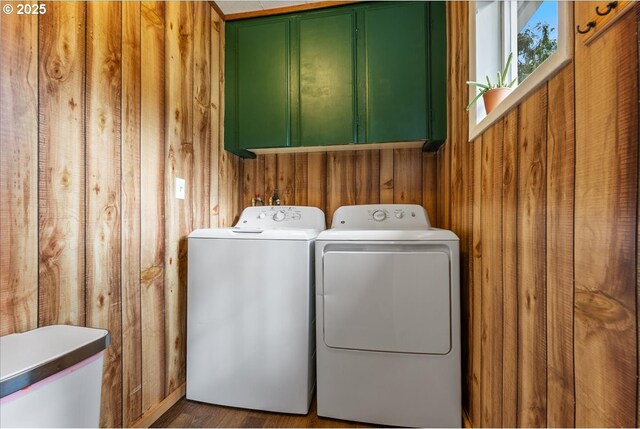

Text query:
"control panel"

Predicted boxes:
[[331, 204, 431, 229], [235, 206, 325, 231]]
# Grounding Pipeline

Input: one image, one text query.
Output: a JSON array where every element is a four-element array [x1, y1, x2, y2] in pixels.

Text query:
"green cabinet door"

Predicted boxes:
[[225, 17, 290, 152], [296, 9, 356, 147], [359, 2, 429, 143]]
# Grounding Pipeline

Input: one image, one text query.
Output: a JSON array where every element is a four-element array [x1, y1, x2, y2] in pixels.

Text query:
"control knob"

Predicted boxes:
[[372, 210, 387, 222], [395, 211, 404, 219], [273, 210, 286, 222]]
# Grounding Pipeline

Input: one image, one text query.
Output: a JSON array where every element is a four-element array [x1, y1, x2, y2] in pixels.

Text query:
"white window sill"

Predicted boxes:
[[468, 49, 572, 141]]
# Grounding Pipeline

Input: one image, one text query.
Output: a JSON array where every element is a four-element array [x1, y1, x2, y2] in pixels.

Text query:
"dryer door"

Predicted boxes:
[[322, 247, 450, 354]]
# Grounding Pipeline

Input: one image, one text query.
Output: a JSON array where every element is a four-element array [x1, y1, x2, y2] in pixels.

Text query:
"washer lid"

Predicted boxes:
[[1, 325, 110, 398], [190, 206, 325, 240], [189, 227, 322, 240]]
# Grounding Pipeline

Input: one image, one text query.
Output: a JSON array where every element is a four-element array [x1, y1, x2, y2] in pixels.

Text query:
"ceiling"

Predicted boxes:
[[215, 1, 316, 16]]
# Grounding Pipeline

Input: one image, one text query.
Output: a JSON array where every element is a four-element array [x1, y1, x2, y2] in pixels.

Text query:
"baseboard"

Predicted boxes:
[[131, 383, 186, 428]]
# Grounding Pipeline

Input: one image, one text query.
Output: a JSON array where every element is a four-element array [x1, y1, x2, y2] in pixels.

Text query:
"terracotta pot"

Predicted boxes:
[[482, 88, 512, 114]]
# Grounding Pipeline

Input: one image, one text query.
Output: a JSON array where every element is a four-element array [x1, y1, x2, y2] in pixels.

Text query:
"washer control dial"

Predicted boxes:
[[258, 212, 266, 219], [273, 210, 286, 222], [372, 210, 387, 222], [395, 211, 404, 219]]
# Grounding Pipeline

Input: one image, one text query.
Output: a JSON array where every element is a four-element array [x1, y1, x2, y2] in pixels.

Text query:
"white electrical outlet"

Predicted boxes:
[[175, 177, 185, 200]]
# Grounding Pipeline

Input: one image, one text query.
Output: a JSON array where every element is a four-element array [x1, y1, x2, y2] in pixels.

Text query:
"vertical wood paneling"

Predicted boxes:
[[242, 157, 265, 208], [326, 151, 355, 225], [501, 109, 518, 428], [165, 0, 193, 393], [480, 122, 503, 428], [470, 137, 482, 427], [234, 154, 243, 221], [444, 5, 473, 422], [218, 146, 241, 226], [37, 2, 86, 328], [516, 86, 547, 428], [422, 155, 438, 226], [2, 2, 226, 427], [379, 149, 394, 204], [441, 138, 451, 230], [86, 3, 123, 427], [218, 16, 243, 227], [241, 159, 256, 209], [4, 2, 638, 427], [294, 153, 309, 205], [0, 6, 38, 335], [121, 2, 142, 424], [446, 0, 470, 240], [140, 0, 166, 413], [545, 64, 575, 428], [243, 148, 435, 229], [277, 153, 295, 205], [307, 152, 326, 214], [436, 148, 444, 228], [210, 10, 221, 226], [574, 4, 638, 427], [439, 3, 640, 429], [193, 2, 211, 230], [264, 154, 277, 205], [393, 148, 422, 205], [355, 150, 380, 204]]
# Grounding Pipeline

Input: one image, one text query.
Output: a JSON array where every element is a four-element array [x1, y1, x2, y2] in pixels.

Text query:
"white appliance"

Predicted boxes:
[[0, 325, 110, 428], [187, 206, 325, 414], [315, 204, 461, 427]]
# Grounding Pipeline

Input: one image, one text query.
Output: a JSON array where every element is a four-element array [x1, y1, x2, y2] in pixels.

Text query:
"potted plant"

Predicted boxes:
[[467, 52, 517, 114]]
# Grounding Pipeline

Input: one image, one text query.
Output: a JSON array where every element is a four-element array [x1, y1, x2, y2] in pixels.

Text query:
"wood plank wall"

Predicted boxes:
[[3, 1, 638, 428], [0, 2, 242, 427], [241, 149, 439, 226], [440, 2, 639, 427]]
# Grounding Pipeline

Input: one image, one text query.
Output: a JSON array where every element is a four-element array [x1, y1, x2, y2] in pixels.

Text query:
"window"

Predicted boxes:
[[517, 1, 558, 82], [468, 0, 572, 140]]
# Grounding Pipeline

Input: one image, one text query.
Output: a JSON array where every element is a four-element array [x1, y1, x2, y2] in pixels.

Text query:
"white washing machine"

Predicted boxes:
[[187, 206, 325, 414], [315, 204, 460, 427]]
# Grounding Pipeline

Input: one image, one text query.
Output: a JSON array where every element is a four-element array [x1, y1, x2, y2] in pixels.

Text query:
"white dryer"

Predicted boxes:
[[315, 204, 460, 427], [187, 206, 325, 414]]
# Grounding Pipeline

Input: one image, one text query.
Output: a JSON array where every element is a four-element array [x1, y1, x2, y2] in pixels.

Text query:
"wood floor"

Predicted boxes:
[[152, 396, 376, 428]]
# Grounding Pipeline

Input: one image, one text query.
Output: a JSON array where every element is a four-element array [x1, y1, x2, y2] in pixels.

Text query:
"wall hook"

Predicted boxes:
[[596, 1, 618, 16], [577, 21, 596, 34]]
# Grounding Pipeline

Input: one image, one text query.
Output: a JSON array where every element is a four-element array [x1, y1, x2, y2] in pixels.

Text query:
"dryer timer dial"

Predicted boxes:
[[372, 210, 387, 222]]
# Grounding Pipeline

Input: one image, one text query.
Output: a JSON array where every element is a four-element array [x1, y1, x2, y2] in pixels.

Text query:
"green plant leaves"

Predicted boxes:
[[466, 51, 516, 109]]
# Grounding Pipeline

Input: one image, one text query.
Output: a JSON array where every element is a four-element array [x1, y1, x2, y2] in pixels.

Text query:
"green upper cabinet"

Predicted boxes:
[[225, 2, 446, 157], [358, 1, 446, 145], [359, 2, 428, 143], [225, 16, 291, 153], [297, 9, 357, 147]]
